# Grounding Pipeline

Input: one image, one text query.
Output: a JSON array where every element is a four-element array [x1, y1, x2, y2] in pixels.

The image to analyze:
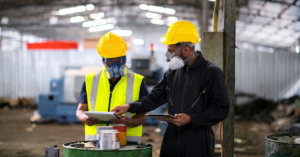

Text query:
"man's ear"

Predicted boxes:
[[183, 45, 191, 55], [102, 59, 105, 66]]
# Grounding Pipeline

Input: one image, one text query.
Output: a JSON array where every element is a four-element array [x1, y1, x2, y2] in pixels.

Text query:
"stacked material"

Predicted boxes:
[[96, 126, 114, 147], [100, 130, 120, 150], [97, 125, 127, 150]]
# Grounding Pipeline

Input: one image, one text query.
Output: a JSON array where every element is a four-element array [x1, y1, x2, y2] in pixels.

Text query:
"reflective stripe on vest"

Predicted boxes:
[[90, 70, 134, 117], [90, 70, 101, 111], [125, 71, 134, 118], [85, 68, 143, 142]]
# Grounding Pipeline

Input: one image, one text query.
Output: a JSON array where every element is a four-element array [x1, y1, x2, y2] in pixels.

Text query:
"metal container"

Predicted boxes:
[[97, 126, 114, 147], [100, 130, 120, 150], [113, 124, 127, 146], [63, 141, 152, 157], [265, 133, 300, 157]]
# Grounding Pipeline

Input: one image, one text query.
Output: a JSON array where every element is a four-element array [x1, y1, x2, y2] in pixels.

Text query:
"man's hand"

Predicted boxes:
[[110, 116, 131, 126], [77, 103, 100, 126], [165, 113, 191, 127], [110, 104, 130, 116], [84, 115, 100, 126]]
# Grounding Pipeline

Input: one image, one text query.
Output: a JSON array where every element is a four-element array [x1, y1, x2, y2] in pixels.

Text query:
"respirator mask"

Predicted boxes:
[[165, 42, 196, 70], [104, 56, 128, 79]]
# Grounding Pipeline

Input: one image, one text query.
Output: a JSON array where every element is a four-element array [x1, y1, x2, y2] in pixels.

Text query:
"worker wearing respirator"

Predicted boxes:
[[112, 21, 230, 157], [76, 32, 148, 142]]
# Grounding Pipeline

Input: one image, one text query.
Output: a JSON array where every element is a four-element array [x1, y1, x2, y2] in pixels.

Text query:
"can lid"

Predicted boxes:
[[113, 124, 126, 127], [100, 129, 115, 132], [107, 130, 119, 132], [101, 131, 119, 134], [101, 130, 119, 133], [97, 126, 113, 128], [112, 130, 120, 133]]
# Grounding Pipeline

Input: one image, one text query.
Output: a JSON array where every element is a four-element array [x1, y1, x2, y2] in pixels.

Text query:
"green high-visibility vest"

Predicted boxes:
[[85, 67, 144, 142]]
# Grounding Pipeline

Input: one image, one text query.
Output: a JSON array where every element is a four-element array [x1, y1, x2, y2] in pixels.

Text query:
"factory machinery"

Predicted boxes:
[[38, 56, 166, 124]]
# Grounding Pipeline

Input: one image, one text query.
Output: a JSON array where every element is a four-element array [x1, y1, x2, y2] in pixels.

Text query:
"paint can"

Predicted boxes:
[[96, 126, 113, 147], [105, 130, 120, 149], [113, 124, 127, 146], [100, 130, 120, 150], [113, 130, 120, 149]]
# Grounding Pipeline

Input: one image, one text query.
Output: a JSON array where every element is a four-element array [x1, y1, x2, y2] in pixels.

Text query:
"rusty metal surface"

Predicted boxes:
[[202, 32, 224, 70], [222, 0, 236, 156], [265, 133, 300, 157], [212, 0, 221, 32]]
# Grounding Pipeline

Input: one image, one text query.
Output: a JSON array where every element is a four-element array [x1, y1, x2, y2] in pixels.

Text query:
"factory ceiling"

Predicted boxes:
[[0, 0, 299, 48]]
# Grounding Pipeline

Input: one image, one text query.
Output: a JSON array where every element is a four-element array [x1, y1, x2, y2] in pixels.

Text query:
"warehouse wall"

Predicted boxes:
[[0, 47, 171, 101], [0, 50, 102, 101], [1, 49, 300, 102], [236, 50, 300, 101]]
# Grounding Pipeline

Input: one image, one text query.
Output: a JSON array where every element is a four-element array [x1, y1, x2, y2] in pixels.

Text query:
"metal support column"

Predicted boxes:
[[202, 0, 208, 32], [222, 0, 236, 157], [201, 0, 209, 50]]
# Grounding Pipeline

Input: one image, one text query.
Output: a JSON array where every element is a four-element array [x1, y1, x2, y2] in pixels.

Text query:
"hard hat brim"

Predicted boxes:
[[160, 36, 176, 45], [160, 36, 201, 45]]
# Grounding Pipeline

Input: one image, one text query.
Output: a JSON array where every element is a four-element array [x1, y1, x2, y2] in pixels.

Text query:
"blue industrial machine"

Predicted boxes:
[[38, 66, 83, 123], [38, 56, 166, 124]]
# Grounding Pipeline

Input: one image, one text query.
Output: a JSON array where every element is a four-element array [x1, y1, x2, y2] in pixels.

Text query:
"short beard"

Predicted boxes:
[[179, 49, 187, 61]]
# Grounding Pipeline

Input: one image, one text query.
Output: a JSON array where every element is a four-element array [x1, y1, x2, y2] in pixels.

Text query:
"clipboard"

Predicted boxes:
[[84, 111, 120, 121], [146, 114, 177, 121]]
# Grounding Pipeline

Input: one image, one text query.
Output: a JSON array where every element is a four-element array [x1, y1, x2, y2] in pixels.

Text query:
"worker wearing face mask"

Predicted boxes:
[[76, 32, 148, 142], [112, 21, 230, 156]]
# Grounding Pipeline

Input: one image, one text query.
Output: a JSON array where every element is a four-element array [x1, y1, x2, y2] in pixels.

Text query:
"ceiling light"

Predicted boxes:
[[111, 30, 132, 36], [1, 17, 9, 24], [86, 4, 95, 11], [140, 4, 176, 15], [167, 16, 177, 21], [49, 16, 58, 25], [148, 5, 165, 13], [57, 5, 94, 15], [133, 39, 144, 45], [58, 8, 73, 15], [146, 12, 162, 19], [164, 8, 175, 15], [70, 16, 85, 23], [296, 46, 299, 53], [90, 12, 104, 19], [209, 0, 216, 1], [82, 19, 107, 27], [75, 5, 86, 12], [139, 4, 148, 10], [151, 19, 164, 25], [89, 24, 114, 32]]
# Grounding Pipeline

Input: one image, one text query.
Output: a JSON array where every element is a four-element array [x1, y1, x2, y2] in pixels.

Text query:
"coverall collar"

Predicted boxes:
[[188, 51, 204, 69]]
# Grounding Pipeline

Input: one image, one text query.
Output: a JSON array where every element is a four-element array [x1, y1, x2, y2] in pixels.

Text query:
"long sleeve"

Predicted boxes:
[[189, 69, 230, 127], [128, 71, 168, 113]]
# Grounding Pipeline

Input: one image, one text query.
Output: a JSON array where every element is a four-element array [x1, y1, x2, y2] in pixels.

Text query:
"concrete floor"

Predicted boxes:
[[0, 109, 273, 157]]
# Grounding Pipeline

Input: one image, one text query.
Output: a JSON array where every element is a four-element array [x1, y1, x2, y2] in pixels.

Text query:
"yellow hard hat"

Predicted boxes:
[[97, 32, 128, 58], [160, 21, 201, 45]]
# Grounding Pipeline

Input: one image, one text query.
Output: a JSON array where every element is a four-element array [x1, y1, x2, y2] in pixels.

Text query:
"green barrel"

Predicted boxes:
[[265, 133, 300, 157], [63, 141, 152, 157]]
